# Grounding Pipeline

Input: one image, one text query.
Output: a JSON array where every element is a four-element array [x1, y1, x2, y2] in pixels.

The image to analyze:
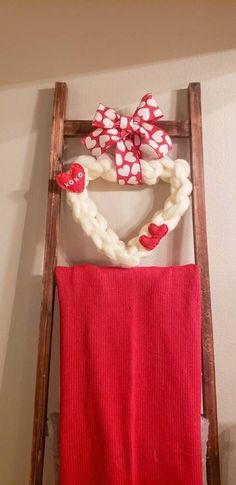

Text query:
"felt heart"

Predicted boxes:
[[148, 223, 168, 238], [139, 223, 168, 251], [56, 163, 85, 193]]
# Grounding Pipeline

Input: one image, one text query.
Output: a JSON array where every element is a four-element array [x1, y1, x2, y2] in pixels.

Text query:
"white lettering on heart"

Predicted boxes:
[[118, 165, 130, 177], [137, 108, 150, 121], [86, 137, 96, 149], [125, 152, 136, 163], [131, 163, 140, 175], [74, 172, 83, 182]]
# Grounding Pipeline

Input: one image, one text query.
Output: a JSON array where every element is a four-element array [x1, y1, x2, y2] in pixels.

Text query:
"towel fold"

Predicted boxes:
[[56, 264, 202, 485]]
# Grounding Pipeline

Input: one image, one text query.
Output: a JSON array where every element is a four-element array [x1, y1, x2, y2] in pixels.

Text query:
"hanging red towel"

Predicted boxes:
[[56, 264, 202, 485]]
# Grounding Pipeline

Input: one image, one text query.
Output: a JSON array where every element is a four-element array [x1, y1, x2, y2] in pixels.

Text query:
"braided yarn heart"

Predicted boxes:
[[65, 153, 192, 267]]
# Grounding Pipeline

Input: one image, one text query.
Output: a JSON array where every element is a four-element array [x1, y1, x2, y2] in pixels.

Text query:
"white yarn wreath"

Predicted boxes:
[[66, 153, 192, 267]]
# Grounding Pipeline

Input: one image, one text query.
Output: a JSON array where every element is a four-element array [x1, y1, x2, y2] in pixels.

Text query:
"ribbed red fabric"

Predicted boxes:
[[55, 264, 202, 485]]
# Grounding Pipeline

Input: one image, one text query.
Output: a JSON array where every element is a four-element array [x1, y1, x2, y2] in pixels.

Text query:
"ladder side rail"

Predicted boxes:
[[188, 82, 221, 485], [30, 82, 67, 485]]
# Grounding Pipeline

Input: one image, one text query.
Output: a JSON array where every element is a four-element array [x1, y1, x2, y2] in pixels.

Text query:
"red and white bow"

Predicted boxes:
[[83, 93, 172, 185]]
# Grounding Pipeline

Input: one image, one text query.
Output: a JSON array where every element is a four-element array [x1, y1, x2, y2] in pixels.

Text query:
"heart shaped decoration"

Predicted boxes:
[[139, 224, 168, 251], [56, 163, 85, 193], [63, 154, 192, 267]]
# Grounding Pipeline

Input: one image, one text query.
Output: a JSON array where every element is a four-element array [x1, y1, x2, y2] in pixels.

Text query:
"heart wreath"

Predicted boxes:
[[57, 154, 192, 267]]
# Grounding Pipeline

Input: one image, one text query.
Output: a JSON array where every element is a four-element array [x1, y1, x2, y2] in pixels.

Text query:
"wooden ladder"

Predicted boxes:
[[29, 82, 221, 485]]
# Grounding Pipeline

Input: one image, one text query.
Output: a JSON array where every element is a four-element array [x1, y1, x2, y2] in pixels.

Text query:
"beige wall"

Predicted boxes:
[[0, 1, 236, 484]]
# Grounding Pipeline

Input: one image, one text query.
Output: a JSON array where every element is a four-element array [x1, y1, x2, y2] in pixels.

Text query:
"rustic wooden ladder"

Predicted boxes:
[[29, 82, 221, 485]]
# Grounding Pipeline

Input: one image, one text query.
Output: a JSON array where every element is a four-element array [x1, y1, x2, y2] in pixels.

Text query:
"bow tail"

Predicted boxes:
[[115, 139, 142, 186], [140, 124, 173, 159]]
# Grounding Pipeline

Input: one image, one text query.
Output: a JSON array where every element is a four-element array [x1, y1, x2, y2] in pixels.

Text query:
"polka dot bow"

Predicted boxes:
[[83, 93, 172, 185]]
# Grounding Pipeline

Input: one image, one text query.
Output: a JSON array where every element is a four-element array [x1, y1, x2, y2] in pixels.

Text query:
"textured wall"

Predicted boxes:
[[0, 1, 236, 484]]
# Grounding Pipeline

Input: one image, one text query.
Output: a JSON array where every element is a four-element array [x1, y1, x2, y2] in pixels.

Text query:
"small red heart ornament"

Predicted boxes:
[[139, 223, 168, 251], [56, 163, 85, 193]]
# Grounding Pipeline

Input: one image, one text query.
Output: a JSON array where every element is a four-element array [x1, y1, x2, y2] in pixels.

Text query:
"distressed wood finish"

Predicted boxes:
[[30, 82, 67, 485], [64, 119, 190, 138], [30, 82, 221, 485], [188, 82, 221, 485]]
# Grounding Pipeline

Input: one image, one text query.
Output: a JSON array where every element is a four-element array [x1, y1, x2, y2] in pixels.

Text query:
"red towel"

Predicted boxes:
[[56, 264, 202, 485]]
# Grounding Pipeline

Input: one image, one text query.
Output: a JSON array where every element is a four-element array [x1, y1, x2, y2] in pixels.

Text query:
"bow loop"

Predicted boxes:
[[133, 93, 163, 124], [83, 93, 172, 185], [93, 103, 119, 130]]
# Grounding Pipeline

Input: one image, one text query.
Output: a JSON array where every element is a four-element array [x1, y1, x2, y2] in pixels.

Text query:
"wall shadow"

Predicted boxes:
[[1, 0, 236, 87], [0, 88, 53, 483], [219, 423, 236, 485]]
